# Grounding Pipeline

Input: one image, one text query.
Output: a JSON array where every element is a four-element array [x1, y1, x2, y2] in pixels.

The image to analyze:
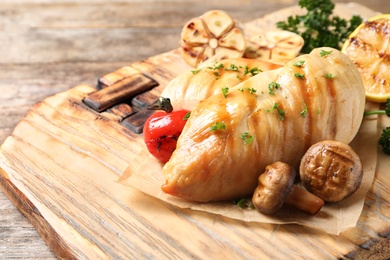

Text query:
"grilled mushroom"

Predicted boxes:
[[299, 140, 363, 203], [252, 161, 324, 215], [180, 10, 246, 67]]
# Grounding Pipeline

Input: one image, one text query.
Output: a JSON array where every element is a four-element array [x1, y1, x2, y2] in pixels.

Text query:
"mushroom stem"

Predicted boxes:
[[252, 161, 325, 215], [284, 185, 324, 215]]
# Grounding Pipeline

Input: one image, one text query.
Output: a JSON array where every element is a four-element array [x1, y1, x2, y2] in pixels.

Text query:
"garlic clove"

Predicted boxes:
[[180, 44, 205, 67], [215, 47, 243, 60], [199, 45, 215, 64], [218, 27, 246, 52], [181, 17, 209, 45], [202, 10, 234, 38], [244, 30, 304, 62]]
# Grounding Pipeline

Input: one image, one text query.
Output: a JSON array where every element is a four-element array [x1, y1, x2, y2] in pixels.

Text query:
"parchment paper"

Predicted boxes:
[[120, 104, 381, 235]]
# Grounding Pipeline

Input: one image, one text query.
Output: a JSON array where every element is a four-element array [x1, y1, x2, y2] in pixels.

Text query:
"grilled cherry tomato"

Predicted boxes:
[[143, 97, 190, 163]]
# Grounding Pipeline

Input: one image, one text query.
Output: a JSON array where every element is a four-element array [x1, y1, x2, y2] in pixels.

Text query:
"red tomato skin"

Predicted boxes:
[[143, 109, 189, 163]]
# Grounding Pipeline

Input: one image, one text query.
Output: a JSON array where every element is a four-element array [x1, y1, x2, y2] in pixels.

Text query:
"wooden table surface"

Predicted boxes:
[[1, 0, 390, 258]]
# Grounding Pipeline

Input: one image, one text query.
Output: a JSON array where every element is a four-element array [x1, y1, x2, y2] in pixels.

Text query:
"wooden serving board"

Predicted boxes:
[[1, 3, 390, 259]]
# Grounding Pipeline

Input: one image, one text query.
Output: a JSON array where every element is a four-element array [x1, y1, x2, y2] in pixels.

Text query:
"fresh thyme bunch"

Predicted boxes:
[[276, 0, 363, 53]]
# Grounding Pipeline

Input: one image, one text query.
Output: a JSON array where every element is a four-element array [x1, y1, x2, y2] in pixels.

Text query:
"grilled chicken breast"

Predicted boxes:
[[161, 58, 281, 110], [162, 48, 365, 202]]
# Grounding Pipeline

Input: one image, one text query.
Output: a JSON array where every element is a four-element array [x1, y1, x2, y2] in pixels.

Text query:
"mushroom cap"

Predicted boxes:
[[299, 140, 363, 203], [252, 161, 296, 215]]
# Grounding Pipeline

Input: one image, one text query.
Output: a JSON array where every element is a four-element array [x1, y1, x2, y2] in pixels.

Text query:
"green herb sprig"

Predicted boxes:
[[325, 73, 337, 79], [222, 87, 229, 98], [293, 60, 306, 67], [268, 82, 280, 95], [210, 122, 226, 132], [233, 198, 255, 209], [320, 49, 333, 57], [265, 103, 285, 121], [183, 112, 191, 120], [300, 103, 308, 117], [225, 63, 240, 71], [276, 0, 363, 53], [207, 61, 224, 70], [241, 132, 254, 144], [244, 66, 262, 76]]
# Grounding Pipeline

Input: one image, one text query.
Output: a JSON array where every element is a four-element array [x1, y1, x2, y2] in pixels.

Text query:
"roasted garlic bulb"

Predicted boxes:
[[244, 30, 304, 63], [180, 10, 246, 67]]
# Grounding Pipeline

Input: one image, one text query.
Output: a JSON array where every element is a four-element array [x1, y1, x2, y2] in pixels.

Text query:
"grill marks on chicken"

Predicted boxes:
[[162, 48, 365, 202]]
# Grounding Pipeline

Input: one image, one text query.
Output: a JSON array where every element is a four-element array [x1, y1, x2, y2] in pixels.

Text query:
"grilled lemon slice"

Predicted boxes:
[[341, 14, 390, 103]]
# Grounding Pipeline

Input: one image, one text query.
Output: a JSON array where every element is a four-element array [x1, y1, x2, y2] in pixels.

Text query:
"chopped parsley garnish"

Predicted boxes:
[[183, 112, 191, 120], [235, 198, 247, 208], [294, 73, 305, 79], [191, 69, 201, 75], [275, 104, 286, 121], [248, 88, 257, 94], [244, 66, 262, 76], [241, 132, 254, 144], [210, 122, 226, 132], [268, 82, 280, 95], [239, 87, 257, 94], [214, 71, 220, 77], [325, 73, 337, 79], [266, 103, 285, 121], [222, 86, 229, 98], [225, 63, 240, 71], [233, 198, 254, 209], [300, 103, 308, 117], [207, 61, 224, 70], [320, 49, 333, 57], [293, 60, 305, 67]]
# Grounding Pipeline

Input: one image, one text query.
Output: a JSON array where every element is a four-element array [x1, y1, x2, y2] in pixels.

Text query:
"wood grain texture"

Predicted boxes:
[[1, 0, 390, 259], [84, 73, 158, 112]]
